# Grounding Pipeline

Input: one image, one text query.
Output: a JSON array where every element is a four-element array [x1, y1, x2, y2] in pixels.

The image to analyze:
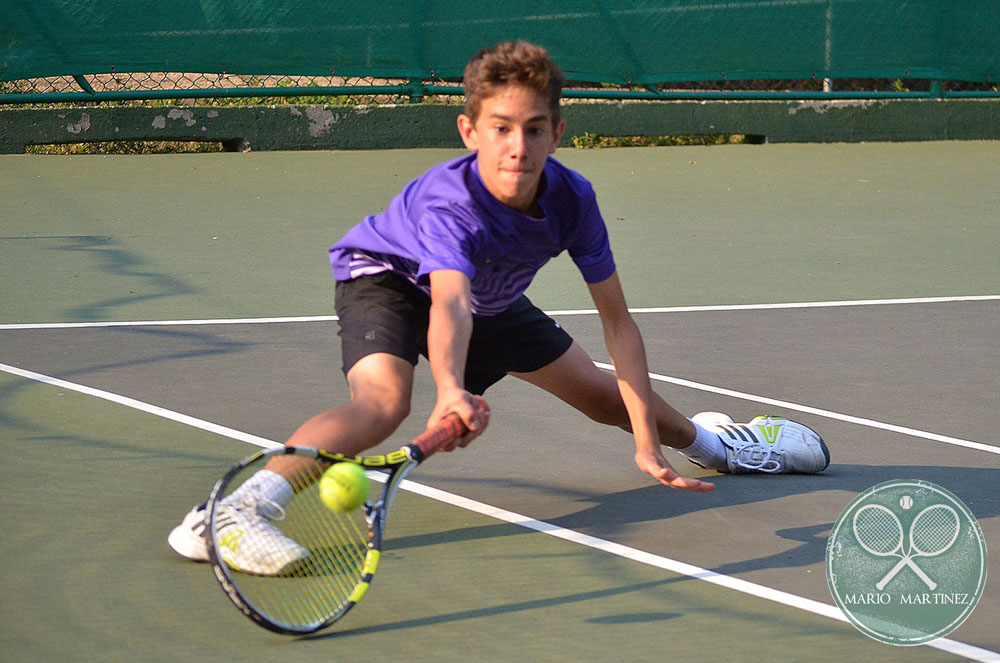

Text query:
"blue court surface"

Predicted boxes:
[[1, 142, 998, 662]]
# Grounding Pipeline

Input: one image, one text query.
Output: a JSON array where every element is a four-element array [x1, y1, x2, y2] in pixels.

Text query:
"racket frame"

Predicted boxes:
[[205, 407, 475, 634]]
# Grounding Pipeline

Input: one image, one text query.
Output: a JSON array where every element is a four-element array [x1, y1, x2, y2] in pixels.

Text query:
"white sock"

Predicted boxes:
[[681, 421, 728, 470], [223, 469, 294, 507]]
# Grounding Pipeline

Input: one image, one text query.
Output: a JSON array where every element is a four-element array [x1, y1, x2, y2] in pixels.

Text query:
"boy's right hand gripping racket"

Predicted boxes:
[[206, 396, 489, 634]]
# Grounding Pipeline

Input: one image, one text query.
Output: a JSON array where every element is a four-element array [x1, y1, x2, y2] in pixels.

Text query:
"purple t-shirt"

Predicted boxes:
[[329, 153, 615, 316]]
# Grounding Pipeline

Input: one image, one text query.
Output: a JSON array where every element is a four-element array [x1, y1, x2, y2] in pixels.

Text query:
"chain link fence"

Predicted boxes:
[[3, 70, 997, 108], [0, 73, 449, 106]]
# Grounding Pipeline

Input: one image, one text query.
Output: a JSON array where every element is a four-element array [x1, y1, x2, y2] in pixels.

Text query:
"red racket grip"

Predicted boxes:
[[410, 396, 489, 461]]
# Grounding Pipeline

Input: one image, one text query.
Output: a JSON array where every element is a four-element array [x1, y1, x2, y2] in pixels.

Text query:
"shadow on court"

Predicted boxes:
[[381, 464, 998, 578], [307, 578, 684, 640], [1, 234, 200, 321]]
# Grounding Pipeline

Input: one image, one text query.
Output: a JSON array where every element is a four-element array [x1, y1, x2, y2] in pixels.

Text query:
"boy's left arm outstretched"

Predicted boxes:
[[588, 272, 715, 492]]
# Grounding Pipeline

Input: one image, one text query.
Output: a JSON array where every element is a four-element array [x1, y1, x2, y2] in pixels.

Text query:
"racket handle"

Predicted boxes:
[[410, 396, 489, 461]]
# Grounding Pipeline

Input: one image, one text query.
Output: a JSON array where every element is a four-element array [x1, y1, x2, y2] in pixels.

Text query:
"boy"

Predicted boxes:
[[169, 41, 828, 575]]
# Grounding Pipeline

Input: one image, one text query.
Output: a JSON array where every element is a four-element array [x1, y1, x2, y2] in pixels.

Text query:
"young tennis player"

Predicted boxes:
[[169, 41, 829, 574]]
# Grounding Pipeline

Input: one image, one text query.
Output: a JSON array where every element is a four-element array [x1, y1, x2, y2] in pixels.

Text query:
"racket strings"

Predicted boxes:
[[216, 460, 375, 630], [275, 467, 372, 622], [292, 465, 371, 574], [258, 511, 363, 625], [270, 508, 342, 626]]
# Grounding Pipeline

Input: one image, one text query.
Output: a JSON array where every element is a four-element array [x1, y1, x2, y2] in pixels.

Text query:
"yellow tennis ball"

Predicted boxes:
[[319, 462, 370, 512]]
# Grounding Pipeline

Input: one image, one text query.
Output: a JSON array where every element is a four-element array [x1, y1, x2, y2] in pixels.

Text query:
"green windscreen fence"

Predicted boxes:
[[2, 0, 998, 102]]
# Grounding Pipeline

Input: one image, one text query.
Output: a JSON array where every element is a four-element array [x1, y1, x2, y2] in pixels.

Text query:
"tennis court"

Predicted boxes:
[[2, 142, 998, 662]]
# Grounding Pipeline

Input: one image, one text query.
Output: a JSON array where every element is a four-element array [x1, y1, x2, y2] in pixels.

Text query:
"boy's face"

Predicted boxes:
[[457, 85, 566, 214]]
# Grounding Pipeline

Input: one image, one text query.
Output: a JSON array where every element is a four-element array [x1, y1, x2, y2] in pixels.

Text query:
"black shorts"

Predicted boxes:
[[335, 271, 573, 394]]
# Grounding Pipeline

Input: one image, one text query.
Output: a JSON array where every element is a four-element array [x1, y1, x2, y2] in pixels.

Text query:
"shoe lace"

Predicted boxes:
[[733, 444, 783, 473], [232, 495, 288, 522]]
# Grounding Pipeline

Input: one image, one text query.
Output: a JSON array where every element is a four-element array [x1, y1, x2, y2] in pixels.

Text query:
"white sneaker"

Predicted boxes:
[[213, 499, 310, 576], [167, 500, 310, 575], [693, 413, 830, 474], [691, 411, 736, 429], [167, 504, 210, 562]]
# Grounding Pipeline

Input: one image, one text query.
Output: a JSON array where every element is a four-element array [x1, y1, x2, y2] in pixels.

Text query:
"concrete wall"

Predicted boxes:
[[2, 99, 998, 153]]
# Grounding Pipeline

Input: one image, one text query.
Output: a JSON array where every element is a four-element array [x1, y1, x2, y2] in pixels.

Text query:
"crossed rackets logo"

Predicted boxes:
[[826, 479, 987, 646], [851, 502, 961, 591]]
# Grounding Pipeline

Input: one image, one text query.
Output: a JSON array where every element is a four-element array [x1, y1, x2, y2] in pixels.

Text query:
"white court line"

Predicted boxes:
[[0, 315, 339, 330], [1, 301, 995, 456], [0, 362, 282, 450], [0, 360, 996, 662], [1, 294, 997, 330], [592, 362, 1000, 456], [547, 294, 1000, 317]]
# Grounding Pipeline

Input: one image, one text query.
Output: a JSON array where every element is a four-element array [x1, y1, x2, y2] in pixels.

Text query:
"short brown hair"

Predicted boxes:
[[462, 40, 564, 125]]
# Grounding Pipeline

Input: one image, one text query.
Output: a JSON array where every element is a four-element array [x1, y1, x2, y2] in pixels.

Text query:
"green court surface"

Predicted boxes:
[[1, 142, 998, 662]]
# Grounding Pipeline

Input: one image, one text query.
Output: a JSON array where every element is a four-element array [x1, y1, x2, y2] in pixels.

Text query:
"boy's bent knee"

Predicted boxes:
[[357, 391, 411, 429], [346, 352, 414, 429]]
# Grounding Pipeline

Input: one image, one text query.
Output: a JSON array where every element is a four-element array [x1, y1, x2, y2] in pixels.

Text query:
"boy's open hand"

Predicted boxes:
[[635, 450, 715, 492]]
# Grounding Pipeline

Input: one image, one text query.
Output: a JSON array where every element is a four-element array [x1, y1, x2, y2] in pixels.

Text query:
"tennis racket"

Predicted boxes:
[[852, 503, 936, 590], [875, 503, 961, 591], [206, 397, 488, 634]]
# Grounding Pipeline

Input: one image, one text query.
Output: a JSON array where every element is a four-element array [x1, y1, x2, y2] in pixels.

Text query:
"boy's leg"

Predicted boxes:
[[280, 269, 426, 460], [263, 352, 415, 480], [513, 341, 828, 475], [168, 273, 424, 566], [244, 268, 425, 484], [166, 353, 414, 567], [286, 353, 413, 454], [510, 340, 696, 449]]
